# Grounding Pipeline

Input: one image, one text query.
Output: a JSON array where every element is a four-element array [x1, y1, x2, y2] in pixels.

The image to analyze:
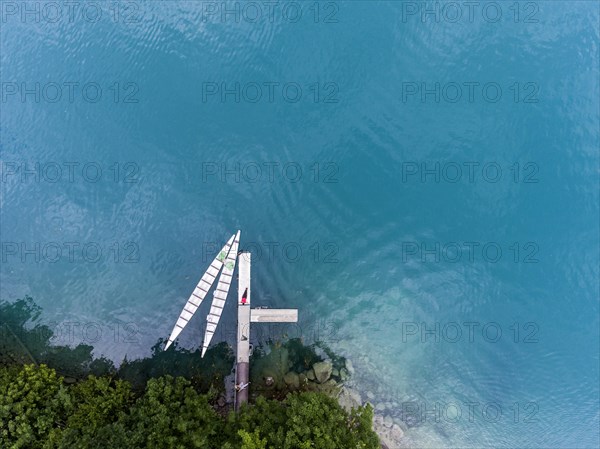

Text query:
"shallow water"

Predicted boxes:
[[1, 1, 599, 447]]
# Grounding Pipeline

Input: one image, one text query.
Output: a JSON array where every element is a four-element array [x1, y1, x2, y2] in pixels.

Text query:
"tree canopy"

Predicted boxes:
[[0, 364, 380, 449]]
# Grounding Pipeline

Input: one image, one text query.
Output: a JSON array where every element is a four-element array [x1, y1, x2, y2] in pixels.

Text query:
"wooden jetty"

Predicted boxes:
[[164, 232, 298, 412], [235, 251, 298, 410]]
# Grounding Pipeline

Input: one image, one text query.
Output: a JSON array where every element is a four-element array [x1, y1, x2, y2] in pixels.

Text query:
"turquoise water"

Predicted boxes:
[[1, 1, 599, 447]]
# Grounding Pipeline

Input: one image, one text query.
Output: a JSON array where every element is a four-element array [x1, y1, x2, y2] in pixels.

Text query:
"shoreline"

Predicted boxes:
[[244, 339, 408, 448], [2, 297, 406, 447]]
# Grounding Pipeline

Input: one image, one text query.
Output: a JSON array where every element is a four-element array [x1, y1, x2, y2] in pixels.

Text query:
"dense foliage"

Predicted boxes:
[[0, 364, 380, 449]]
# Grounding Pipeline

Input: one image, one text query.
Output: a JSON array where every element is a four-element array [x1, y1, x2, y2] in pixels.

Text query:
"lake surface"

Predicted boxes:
[[1, 1, 599, 447]]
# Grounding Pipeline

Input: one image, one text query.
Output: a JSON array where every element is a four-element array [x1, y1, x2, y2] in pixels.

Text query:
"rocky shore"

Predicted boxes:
[[338, 384, 406, 449], [247, 339, 407, 449]]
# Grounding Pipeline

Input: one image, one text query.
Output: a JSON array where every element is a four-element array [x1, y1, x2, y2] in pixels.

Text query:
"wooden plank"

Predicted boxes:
[[250, 309, 298, 323], [235, 251, 252, 412], [235, 362, 249, 410], [237, 252, 251, 364]]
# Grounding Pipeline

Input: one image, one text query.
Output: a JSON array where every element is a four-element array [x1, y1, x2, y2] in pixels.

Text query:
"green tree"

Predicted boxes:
[[226, 396, 288, 446], [232, 392, 380, 449], [282, 392, 379, 449], [0, 362, 380, 449], [0, 364, 72, 449], [53, 375, 133, 449], [123, 375, 223, 449], [239, 429, 268, 449]]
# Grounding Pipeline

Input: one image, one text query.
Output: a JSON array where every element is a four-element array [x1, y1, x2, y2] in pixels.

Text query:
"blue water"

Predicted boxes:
[[1, 1, 599, 447]]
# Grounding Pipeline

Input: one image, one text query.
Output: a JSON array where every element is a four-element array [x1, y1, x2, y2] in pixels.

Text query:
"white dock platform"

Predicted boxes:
[[251, 308, 298, 323], [237, 252, 251, 364], [235, 252, 251, 409], [234, 250, 298, 411]]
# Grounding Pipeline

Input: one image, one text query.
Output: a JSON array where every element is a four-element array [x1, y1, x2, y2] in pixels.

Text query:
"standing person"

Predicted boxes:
[[241, 288, 248, 305]]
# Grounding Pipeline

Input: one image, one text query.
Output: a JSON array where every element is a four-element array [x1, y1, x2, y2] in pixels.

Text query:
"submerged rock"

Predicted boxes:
[[320, 379, 340, 396], [250, 346, 289, 389], [312, 361, 333, 383], [391, 424, 404, 438], [384, 415, 393, 428], [283, 371, 300, 389], [345, 359, 355, 374], [373, 414, 405, 449], [306, 369, 316, 381], [339, 368, 349, 381], [337, 387, 362, 412]]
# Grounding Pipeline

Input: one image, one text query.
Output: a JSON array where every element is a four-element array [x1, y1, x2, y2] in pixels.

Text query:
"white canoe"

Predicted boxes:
[[201, 230, 240, 357], [164, 233, 236, 351]]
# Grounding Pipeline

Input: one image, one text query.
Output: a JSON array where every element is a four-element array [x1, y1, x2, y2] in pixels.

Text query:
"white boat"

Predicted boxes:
[[164, 233, 236, 351], [201, 230, 240, 357]]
